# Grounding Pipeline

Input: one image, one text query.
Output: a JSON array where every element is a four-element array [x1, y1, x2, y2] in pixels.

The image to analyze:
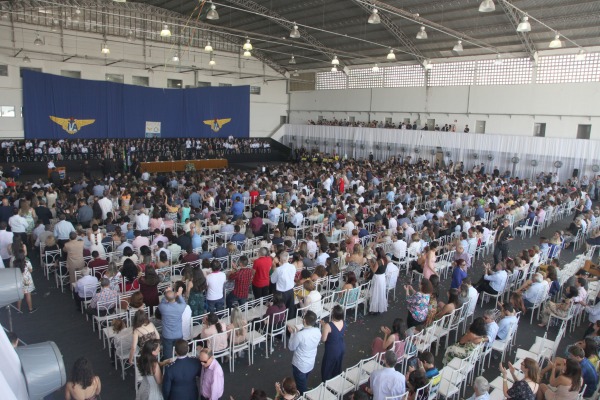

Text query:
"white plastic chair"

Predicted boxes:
[[268, 308, 289, 352]]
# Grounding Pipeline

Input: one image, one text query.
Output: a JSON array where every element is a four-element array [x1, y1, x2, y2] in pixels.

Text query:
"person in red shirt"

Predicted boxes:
[[226, 255, 254, 308], [88, 250, 108, 279], [249, 186, 260, 205], [252, 248, 272, 299]]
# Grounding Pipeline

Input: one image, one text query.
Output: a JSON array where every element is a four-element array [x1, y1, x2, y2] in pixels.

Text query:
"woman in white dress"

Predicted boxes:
[[14, 251, 36, 313], [135, 340, 165, 400], [368, 248, 389, 315], [88, 224, 106, 258]]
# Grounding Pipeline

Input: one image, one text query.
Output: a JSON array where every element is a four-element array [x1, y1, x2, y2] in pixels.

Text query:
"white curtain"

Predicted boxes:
[[283, 124, 600, 182]]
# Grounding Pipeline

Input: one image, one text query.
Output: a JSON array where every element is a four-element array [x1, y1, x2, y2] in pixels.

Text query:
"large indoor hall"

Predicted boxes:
[[1, 1, 600, 400]]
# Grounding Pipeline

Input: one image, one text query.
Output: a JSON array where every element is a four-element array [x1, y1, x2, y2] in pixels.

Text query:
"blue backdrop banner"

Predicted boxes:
[[22, 70, 250, 139]]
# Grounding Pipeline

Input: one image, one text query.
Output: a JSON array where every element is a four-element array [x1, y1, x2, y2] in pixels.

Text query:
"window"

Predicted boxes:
[[219, 83, 232, 87], [316, 71, 347, 90], [348, 67, 383, 89], [61, 70, 80, 79], [384, 65, 425, 87], [534, 123, 546, 137], [105, 73, 124, 83], [476, 58, 532, 85], [167, 79, 183, 88], [428, 61, 476, 86], [0, 65, 7, 77], [0, 106, 15, 117], [577, 124, 591, 140], [197, 81, 211, 87], [132, 76, 149, 86], [250, 86, 261, 95], [537, 53, 600, 84]]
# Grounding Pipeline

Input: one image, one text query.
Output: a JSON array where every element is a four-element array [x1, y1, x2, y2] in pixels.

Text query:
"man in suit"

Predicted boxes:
[[162, 339, 202, 400]]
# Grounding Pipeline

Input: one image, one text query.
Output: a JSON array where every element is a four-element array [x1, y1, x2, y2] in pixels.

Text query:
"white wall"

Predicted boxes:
[[0, 23, 289, 138], [290, 83, 600, 139]]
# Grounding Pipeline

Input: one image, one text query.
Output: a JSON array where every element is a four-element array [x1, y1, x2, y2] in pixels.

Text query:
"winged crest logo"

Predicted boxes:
[[203, 118, 231, 132], [49, 116, 96, 135]]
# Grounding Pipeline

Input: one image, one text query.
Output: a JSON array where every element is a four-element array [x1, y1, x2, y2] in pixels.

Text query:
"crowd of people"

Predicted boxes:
[[2, 146, 600, 400], [0, 137, 272, 163], [308, 118, 471, 132]]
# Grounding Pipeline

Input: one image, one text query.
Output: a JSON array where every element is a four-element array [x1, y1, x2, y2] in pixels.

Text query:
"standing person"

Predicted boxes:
[[226, 255, 254, 308], [136, 340, 166, 400], [0, 221, 13, 268], [158, 286, 187, 359], [206, 260, 226, 312], [252, 248, 272, 299], [320, 305, 346, 381], [199, 347, 225, 400], [287, 310, 321, 394], [64, 357, 102, 400], [365, 350, 406, 400], [64, 231, 85, 284], [369, 250, 388, 315], [13, 251, 36, 313], [162, 340, 201, 400], [494, 219, 513, 264], [270, 252, 296, 313]]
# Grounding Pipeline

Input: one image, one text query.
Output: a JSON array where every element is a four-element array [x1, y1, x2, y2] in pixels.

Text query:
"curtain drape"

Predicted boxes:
[[283, 124, 599, 182]]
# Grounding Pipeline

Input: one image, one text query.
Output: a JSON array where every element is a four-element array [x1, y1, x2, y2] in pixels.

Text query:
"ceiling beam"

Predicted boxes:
[[497, 0, 536, 59], [223, 0, 335, 66], [350, 0, 424, 62]]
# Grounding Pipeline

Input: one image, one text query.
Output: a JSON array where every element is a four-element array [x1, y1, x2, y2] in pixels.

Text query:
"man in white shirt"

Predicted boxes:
[[518, 273, 548, 309], [97, 194, 112, 221], [74, 267, 99, 311], [391, 233, 407, 262], [366, 350, 406, 400], [135, 209, 150, 235], [271, 252, 296, 310], [8, 211, 28, 242], [402, 222, 415, 243], [0, 222, 14, 267], [206, 260, 226, 312], [483, 309, 499, 347], [287, 310, 322, 394]]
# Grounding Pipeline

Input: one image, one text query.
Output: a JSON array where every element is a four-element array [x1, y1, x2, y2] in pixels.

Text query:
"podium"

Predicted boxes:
[[47, 167, 66, 179]]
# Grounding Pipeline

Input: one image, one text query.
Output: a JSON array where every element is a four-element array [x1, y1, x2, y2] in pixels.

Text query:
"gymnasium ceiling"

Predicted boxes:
[[2, 0, 600, 74]]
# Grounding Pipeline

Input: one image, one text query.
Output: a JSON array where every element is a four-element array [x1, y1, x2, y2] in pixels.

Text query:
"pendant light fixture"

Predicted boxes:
[[243, 39, 252, 51], [209, 54, 216, 66], [453, 40, 463, 53], [290, 24, 300, 39], [368, 9, 380, 24], [416, 26, 428, 39], [289, 54, 296, 64], [331, 55, 339, 65], [516, 16, 531, 32], [206, 3, 219, 20], [387, 49, 396, 60], [205, 41, 213, 52], [160, 24, 171, 37], [372, 64, 380, 73], [243, 50, 251, 57], [549, 34, 562, 48], [34, 33, 44, 46], [478, 0, 495, 12]]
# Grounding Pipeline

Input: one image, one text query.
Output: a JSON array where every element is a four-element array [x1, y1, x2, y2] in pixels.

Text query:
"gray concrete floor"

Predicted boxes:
[[2, 212, 588, 400]]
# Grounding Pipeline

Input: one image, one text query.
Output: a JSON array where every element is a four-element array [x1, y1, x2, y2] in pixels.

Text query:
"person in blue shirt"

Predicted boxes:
[[568, 345, 598, 397], [230, 225, 246, 249], [158, 286, 187, 359], [451, 259, 468, 289], [231, 196, 245, 220]]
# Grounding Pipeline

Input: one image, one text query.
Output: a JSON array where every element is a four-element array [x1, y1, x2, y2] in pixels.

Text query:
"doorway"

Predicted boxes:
[[475, 120, 486, 134]]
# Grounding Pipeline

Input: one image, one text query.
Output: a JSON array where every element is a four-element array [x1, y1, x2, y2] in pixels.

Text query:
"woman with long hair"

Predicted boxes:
[[442, 317, 488, 365], [128, 309, 160, 364], [120, 258, 140, 292], [139, 265, 160, 311], [369, 248, 388, 315], [500, 358, 540, 400], [13, 250, 36, 313], [227, 306, 248, 345], [321, 305, 346, 381], [371, 317, 407, 356], [536, 359, 581, 400], [201, 312, 228, 351], [65, 357, 101, 400], [188, 268, 207, 317], [135, 340, 164, 400], [88, 224, 105, 258]]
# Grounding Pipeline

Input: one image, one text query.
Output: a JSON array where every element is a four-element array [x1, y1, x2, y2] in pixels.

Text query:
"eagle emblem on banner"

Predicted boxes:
[[203, 118, 231, 132], [49, 116, 96, 135]]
